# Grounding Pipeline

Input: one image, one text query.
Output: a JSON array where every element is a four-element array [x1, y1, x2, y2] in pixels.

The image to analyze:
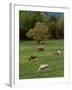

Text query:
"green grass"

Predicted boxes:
[[19, 40, 64, 79]]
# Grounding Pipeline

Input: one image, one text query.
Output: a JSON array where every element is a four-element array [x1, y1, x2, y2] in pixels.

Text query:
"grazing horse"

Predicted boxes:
[[29, 55, 36, 61], [38, 45, 44, 51], [54, 50, 61, 56], [38, 64, 48, 72], [56, 50, 60, 55], [38, 47, 44, 51]]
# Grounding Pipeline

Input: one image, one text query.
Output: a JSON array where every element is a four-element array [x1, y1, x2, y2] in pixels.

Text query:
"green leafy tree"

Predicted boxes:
[[56, 15, 64, 38], [26, 22, 48, 44], [49, 21, 56, 39], [19, 11, 31, 40], [19, 11, 43, 40], [41, 13, 50, 26]]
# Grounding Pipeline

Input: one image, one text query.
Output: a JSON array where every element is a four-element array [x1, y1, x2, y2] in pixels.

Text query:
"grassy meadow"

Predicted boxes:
[[19, 40, 64, 79]]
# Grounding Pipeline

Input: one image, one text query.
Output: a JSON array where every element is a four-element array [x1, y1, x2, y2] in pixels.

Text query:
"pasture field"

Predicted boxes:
[[19, 40, 64, 79]]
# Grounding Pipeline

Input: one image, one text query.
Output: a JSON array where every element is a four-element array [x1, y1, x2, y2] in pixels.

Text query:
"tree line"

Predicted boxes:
[[19, 11, 64, 40]]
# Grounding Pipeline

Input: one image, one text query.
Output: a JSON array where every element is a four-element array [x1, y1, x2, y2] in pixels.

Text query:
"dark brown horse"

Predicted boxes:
[[29, 55, 36, 61]]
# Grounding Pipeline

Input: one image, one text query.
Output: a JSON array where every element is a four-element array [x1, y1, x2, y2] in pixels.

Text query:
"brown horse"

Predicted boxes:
[[29, 55, 36, 61]]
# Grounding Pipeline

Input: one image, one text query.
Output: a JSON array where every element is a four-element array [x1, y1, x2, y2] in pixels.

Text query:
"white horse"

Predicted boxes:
[[38, 64, 48, 72]]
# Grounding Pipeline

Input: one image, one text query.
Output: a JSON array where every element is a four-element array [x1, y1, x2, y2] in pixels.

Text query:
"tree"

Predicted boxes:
[[48, 15, 64, 39], [49, 16, 57, 23], [19, 11, 32, 40], [56, 15, 64, 39], [26, 22, 48, 44], [19, 11, 43, 40], [41, 12, 50, 26], [49, 21, 56, 39]]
